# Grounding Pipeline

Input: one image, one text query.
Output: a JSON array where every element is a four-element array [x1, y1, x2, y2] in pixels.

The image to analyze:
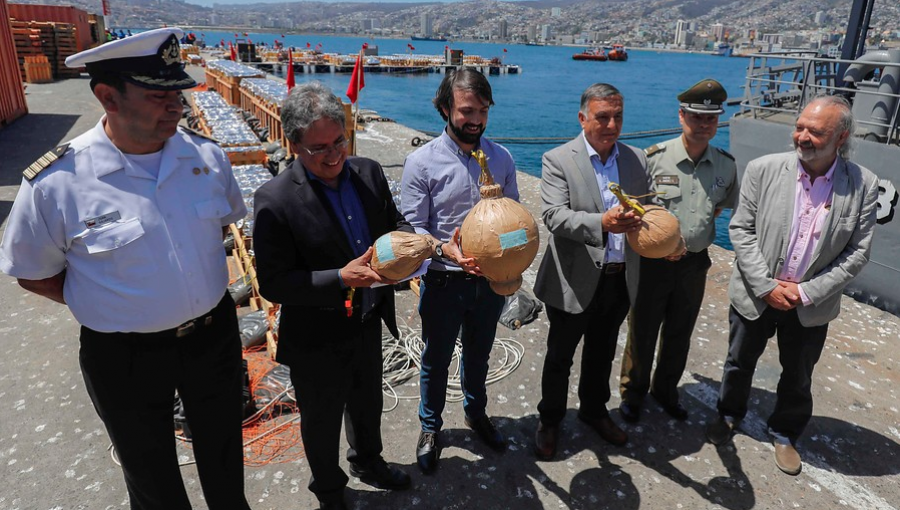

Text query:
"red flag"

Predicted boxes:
[[230, 42, 237, 61], [220, 39, 225, 47], [286, 49, 295, 92], [503, 48, 508, 52], [362, 42, 368, 50], [306, 42, 311, 48], [234, 33, 238, 37], [410, 45, 415, 51], [346, 53, 365, 104]]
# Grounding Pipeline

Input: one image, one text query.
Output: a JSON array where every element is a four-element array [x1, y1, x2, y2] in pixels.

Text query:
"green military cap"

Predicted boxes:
[[678, 79, 727, 115]]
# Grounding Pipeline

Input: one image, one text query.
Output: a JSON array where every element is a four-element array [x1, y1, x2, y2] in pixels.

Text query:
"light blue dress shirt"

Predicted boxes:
[[401, 129, 519, 271], [582, 131, 625, 264]]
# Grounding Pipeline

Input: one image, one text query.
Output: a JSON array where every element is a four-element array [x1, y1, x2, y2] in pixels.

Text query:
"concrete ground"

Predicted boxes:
[[1, 71, 898, 510]]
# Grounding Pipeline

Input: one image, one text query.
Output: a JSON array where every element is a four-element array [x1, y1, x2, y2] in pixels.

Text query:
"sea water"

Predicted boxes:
[[198, 31, 768, 249]]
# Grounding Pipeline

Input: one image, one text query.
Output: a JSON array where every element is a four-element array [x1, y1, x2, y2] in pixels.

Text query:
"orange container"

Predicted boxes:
[[1, 0, 29, 128], [8, 3, 94, 52]]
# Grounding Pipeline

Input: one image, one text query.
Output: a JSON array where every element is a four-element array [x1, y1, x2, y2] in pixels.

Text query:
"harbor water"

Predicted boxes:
[[199, 31, 753, 248]]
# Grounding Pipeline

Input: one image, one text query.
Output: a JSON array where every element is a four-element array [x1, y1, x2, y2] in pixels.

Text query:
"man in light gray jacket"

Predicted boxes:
[[706, 96, 879, 476]]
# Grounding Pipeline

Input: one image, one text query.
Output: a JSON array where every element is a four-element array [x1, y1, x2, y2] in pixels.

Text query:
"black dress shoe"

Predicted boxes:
[[651, 392, 688, 420], [578, 412, 628, 446], [533, 422, 559, 461], [465, 415, 508, 452], [662, 401, 688, 420], [619, 401, 641, 423], [349, 459, 411, 490], [416, 431, 439, 474]]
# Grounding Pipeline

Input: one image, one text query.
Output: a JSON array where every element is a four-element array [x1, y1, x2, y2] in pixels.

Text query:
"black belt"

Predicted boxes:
[[602, 263, 625, 274], [445, 271, 480, 281]]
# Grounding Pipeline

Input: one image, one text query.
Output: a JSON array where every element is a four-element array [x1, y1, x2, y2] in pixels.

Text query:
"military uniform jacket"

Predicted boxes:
[[0, 119, 248, 333], [645, 137, 739, 253]]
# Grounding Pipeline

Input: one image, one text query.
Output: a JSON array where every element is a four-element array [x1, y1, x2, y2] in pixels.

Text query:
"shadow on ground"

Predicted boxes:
[[688, 374, 900, 478], [0, 113, 81, 186]]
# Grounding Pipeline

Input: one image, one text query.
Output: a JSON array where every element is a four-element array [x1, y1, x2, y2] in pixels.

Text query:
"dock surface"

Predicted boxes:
[[1, 73, 899, 510]]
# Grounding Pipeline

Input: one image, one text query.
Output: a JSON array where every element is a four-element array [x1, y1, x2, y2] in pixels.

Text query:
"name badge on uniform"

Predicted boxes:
[[713, 176, 726, 189], [84, 211, 121, 229], [656, 175, 679, 186]]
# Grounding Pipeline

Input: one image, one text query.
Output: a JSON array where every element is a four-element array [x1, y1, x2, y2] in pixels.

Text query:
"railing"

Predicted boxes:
[[738, 51, 900, 144]]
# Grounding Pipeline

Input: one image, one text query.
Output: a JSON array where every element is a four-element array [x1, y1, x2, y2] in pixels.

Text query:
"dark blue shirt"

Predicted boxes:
[[306, 164, 376, 315], [306, 164, 372, 258]]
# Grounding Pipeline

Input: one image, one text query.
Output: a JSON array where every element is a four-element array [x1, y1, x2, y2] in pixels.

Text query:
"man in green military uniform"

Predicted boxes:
[[618, 79, 739, 423]]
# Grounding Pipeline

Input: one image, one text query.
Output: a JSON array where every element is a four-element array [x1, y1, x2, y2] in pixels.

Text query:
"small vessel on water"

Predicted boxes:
[[729, 0, 900, 316], [411, 35, 448, 42], [572, 48, 607, 61], [607, 44, 628, 61], [712, 42, 732, 57]]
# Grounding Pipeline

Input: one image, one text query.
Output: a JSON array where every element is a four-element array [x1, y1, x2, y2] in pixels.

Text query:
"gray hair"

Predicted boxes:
[[806, 94, 856, 158], [580, 83, 622, 116], [281, 81, 346, 144]]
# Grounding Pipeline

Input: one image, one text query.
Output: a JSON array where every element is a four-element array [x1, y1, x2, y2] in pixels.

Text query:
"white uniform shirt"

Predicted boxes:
[[0, 119, 247, 333]]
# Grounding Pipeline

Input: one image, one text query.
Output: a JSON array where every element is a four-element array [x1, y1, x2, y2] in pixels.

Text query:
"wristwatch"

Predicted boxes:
[[434, 242, 446, 258]]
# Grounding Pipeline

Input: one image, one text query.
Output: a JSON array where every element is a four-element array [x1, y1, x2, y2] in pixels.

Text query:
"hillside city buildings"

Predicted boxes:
[[12, 0, 900, 52]]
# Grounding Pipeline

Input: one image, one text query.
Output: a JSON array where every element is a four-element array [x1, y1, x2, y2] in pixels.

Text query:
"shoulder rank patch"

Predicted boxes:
[[23, 143, 70, 181], [645, 144, 666, 157], [715, 147, 735, 161], [180, 125, 219, 144]]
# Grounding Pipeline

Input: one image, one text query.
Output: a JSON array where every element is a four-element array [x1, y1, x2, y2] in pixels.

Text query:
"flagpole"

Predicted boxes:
[[353, 48, 363, 156]]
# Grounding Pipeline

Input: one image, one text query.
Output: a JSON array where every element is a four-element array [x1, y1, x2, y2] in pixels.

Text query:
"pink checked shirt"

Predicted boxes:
[[778, 158, 838, 305]]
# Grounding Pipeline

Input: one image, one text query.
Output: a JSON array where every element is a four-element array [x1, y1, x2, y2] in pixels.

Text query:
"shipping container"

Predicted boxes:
[[1, 0, 28, 128], [8, 3, 97, 52]]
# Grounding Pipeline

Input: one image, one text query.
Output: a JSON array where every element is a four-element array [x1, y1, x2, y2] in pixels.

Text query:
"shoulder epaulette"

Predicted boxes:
[[716, 147, 735, 161], [180, 125, 219, 144], [645, 144, 666, 157], [23, 143, 70, 181]]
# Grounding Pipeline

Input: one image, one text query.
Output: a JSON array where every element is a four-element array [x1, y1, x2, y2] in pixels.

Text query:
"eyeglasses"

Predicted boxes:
[[299, 137, 350, 157]]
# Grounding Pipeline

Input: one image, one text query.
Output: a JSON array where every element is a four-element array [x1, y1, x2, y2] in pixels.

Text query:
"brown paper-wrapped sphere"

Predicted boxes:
[[371, 231, 435, 280], [460, 184, 540, 296], [626, 205, 682, 258]]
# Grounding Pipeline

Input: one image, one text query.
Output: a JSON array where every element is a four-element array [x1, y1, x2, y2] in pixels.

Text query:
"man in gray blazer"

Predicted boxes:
[[532, 83, 652, 460], [706, 96, 879, 476]]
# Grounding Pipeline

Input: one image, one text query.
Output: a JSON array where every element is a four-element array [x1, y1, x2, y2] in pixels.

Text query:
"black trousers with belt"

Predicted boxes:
[[285, 311, 385, 505], [79, 293, 250, 510], [620, 250, 711, 406], [717, 306, 828, 444], [538, 267, 630, 425]]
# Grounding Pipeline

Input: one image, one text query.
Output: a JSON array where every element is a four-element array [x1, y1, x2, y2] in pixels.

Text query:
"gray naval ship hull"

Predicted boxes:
[[730, 116, 899, 316]]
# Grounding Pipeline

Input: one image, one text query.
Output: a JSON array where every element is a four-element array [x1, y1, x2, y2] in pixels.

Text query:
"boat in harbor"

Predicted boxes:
[[712, 42, 732, 57], [572, 48, 607, 61], [411, 35, 448, 42], [607, 44, 628, 61], [729, 0, 900, 315]]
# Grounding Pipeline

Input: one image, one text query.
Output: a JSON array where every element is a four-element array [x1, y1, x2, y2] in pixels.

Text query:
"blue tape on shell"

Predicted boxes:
[[375, 234, 395, 262], [499, 228, 528, 250]]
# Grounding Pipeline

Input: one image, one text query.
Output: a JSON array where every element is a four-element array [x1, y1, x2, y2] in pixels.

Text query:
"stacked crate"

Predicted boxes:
[[10, 23, 42, 82], [9, 20, 80, 81], [50, 23, 79, 78]]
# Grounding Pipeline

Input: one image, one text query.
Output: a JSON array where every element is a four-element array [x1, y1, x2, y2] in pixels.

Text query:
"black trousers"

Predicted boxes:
[[717, 306, 828, 443], [79, 293, 250, 510], [287, 315, 384, 505], [538, 271, 630, 425], [620, 250, 710, 406]]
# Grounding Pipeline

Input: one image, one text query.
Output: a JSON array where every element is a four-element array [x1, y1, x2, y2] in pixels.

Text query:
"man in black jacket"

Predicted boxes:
[[253, 81, 412, 510]]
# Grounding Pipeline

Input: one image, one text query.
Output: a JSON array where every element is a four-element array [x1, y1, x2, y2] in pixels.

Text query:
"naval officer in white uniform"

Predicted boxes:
[[0, 28, 252, 509]]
